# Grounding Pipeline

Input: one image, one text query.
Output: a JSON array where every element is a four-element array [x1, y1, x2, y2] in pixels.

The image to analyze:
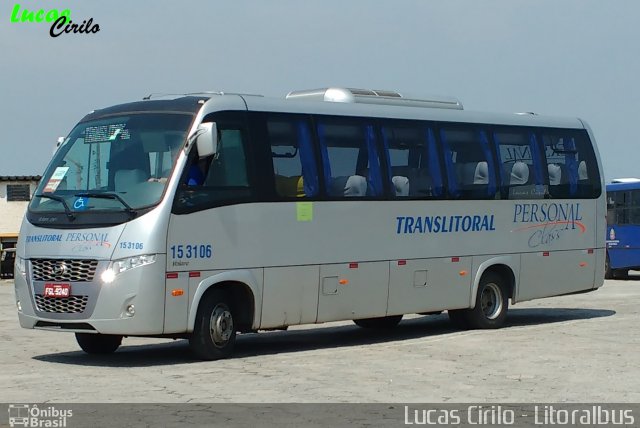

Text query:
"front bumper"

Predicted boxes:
[[15, 255, 167, 335]]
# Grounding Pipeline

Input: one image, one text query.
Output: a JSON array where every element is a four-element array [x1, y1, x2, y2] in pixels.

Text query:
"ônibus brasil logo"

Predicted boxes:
[[8, 404, 73, 427], [10, 3, 100, 37]]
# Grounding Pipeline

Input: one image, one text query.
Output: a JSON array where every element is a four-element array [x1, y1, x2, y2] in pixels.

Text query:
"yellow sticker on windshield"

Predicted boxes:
[[296, 202, 313, 222]]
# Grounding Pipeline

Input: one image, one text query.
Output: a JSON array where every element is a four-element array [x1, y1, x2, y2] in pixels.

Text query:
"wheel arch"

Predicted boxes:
[[187, 270, 261, 333], [470, 257, 518, 309]]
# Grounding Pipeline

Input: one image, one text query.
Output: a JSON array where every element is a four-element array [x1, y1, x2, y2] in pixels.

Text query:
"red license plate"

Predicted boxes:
[[44, 283, 71, 298]]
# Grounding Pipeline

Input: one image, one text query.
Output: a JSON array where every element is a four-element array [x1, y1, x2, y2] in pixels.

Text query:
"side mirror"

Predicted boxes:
[[192, 122, 218, 157], [53, 137, 66, 155]]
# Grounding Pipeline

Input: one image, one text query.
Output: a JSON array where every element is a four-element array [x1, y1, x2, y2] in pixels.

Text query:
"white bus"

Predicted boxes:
[[15, 88, 605, 360]]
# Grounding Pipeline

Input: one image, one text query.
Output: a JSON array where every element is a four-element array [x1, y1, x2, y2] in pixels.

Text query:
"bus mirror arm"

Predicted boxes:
[[189, 122, 218, 158]]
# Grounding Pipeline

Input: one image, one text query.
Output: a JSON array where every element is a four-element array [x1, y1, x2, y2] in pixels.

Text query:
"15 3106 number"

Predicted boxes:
[[170, 244, 213, 259]]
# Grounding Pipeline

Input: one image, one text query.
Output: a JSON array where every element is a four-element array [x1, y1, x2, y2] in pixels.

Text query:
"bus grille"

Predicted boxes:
[[31, 259, 98, 282], [35, 295, 89, 314]]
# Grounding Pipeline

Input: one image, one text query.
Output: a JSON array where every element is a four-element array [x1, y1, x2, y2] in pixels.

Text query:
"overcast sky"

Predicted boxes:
[[1, 0, 638, 181]]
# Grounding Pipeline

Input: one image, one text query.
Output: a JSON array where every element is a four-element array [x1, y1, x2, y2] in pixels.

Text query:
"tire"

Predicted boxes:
[[605, 253, 614, 280], [189, 290, 236, 360], [448, 272, 509, 330], [614, 269, 629, 280], [448, 309, 470, 329], [353, 315, 402, 329], [75, 333, 122, 354]]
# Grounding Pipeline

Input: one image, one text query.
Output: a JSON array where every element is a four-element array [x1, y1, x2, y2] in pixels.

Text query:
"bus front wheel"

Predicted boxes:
[[449, 272, 509, 330], [189, 290, 236, 360], [75, 333, 122, 354]]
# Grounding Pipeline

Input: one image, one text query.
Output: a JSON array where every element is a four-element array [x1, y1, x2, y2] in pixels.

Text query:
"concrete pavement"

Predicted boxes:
[[0, 278, 638, 403]]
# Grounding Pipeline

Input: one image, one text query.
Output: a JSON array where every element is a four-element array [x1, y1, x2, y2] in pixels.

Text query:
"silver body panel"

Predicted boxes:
[[15, 199, 172, 334]]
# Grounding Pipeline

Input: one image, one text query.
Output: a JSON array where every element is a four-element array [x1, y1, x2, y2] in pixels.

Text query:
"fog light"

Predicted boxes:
[[16, 300, 22, 312], [126, 304, 135, 317]]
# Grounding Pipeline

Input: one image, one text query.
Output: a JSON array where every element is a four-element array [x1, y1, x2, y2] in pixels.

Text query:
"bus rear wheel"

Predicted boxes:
[[75, 333, 122, 354], [448, 272, 509, 330], [354, 315, 402, 329], [189, 290, 236, 360]]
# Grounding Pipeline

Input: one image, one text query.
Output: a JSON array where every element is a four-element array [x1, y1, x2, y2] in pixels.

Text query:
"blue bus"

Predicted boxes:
[[606, 179, 640, 278]]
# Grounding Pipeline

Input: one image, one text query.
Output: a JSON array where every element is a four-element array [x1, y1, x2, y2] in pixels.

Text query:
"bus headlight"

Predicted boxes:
[[101, 254, 157, 284], [15, 256, 26, 278]]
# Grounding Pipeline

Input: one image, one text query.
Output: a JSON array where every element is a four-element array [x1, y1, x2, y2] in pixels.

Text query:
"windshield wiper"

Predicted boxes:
[[35, 193, 76, 221], [75, 192, 137, 218]]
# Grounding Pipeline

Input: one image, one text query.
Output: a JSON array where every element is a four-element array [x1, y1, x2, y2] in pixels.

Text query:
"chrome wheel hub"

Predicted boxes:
[[481, 283, 503, 320], [209, 304, 234, 347]]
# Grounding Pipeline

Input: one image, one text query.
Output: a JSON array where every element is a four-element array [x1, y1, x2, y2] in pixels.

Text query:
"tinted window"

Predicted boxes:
[[542, 130, 601, 199], [607, 191, 618, 225], [439, 127, 497, 199], [381, 123, 444, 198], [205, 129, 249, 187], [610, 189, 640, 225], [494, 130, 546, 199], [267, 116, 318, 198], [174, 113, 253, 212], [317, 118, 383, 197]]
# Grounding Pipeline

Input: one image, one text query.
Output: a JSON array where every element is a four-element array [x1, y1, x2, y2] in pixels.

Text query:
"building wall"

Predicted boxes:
[[0, 181, 37, 249]]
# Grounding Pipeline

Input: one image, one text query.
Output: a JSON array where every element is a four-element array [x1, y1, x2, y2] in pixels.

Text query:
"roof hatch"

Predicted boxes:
[[285, 87, 463, 110]]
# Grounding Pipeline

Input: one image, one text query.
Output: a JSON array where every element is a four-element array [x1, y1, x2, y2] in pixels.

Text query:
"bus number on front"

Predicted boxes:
[[170, 244, 213, 260]]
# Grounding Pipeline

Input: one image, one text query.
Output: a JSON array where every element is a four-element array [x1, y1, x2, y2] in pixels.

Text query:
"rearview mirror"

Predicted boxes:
[[53, 137, 66, 155], [192, 122, 218, 157]]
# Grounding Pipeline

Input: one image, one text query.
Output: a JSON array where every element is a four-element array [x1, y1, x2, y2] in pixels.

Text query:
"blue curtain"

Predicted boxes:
[[426, 128, 444, 197], [478, 130, 496, 197], [492, 133, 507, 188], [380, 128, 394, 191], [439, 130, 460, 198], [564, 137, 579, 196], [365, 125, 382, 196], [316, 124, 333, 190], [528, 132, 545, 188], [296, 122, 319, 196]]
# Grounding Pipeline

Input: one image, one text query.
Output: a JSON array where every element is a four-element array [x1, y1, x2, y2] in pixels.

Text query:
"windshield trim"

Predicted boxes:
[[79, 110, 197, 124]]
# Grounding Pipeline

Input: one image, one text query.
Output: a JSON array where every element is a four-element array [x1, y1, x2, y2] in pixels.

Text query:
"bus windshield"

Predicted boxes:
[[30, 113, 193, 218]]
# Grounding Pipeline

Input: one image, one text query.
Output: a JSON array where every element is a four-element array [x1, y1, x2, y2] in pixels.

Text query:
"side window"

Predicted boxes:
[[439, 126, 497, 199], [606, 191, 616, 226], [316, 118, 382, 197], [174, 116, 253, 212], [617, 191, 629, 225], [494, 130, 546, 199], [205, 129, 249, 187], [267, 116, 318, 198], [542, 130, 601, 199], [630, 190, 640, 225], [381, 123, 444, 198]]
